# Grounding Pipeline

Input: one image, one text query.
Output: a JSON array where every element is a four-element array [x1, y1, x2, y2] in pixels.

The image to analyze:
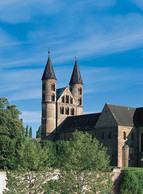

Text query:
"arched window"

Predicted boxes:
[[70, 97, 73, 104], [102, 132, 104, 140], [78, 87, 82, 95], [42, 94, 45, 101], [51, 84, 55, 91], [42, 83, 45, 90], [62, 96, 65, 103], [66, 107, 69, 115], [109, 131, 111, 139], [66, 95, 69, 103], [131, 132, 135, 141], [71, 108, 74, 115], [78, 98, 82, 105], [60, 107, 64, 114], [123, 132, 126, 140], [51, 94, 55, 102]]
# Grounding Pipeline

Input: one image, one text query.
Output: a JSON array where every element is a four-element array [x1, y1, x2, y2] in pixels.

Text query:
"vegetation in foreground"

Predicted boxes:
[[0, 97, 113, 193]]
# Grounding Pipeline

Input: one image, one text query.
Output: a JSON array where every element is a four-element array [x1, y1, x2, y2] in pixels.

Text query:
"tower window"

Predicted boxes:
[[62, 96, 65, 103], [66, 95, 69, 103], [102, 132, 104, 140], [60, 107, 64, 114], [42, 83, 45, 90], [131, 132, 135, 141], [78, 98, 82, 105], [70, 97, 73, 104], [66, 107, 69, 115], [42, 94, 45, 101], [71, 108, 74, 115], [51, 84, 55, 91], [123, 132, 126, 140], [108, 131, 111, 139], [51, 94, 55, 102], [78, 87, 82, 95]]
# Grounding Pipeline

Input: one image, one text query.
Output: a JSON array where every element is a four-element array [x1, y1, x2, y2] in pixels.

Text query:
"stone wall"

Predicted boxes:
[[0, 172, 6, 194]]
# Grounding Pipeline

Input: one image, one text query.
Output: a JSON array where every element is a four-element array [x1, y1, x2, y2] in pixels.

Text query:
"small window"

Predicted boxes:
[[51, 94, 55, 102], [78, 87, 82, 95], [60, 107, 64, 114], [131, 132, 134, 141], [123, 132, 126, 140], [102, 132, 104, 140], [66, 107, 69, 115], [66, 95, 69, 103], [42, 83, 45, 90], [42, 94, 45, 101], [51, 84, 55, 91], [62, 96, 65, 103], [70, 97, 73, 104], [78, 98, 82, 105], [71, 108, 74, 115], [109, 131, 111, 139]]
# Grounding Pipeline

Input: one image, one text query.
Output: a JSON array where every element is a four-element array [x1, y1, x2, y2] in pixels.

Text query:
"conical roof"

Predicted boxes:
[[42, 55, 56, 80], [69, 59, 83, 85]]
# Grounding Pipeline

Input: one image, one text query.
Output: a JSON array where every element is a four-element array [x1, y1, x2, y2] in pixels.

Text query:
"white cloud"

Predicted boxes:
[[20, 111, 41, 123], [132, 0, 143, 9]]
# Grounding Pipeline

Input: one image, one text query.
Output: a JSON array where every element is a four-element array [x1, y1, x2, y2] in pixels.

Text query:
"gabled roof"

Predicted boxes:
[[56, 87, 66, 100], [57, 113, 101, 133], [107, 104, 136, 126], [42, 56, 56, 80], [69, 59, 83, 85]]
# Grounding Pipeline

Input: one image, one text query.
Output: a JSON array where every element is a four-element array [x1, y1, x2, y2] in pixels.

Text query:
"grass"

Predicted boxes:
[[122, 167, 143, 172]]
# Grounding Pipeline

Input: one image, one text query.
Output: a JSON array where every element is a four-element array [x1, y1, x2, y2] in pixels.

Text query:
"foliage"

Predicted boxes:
[[29, 126, 32, 138], [16, 138, 53, 171], [0, 97, 25, 138], [25, 125, 29, 137], [120, 171, 139, 194], [44, 131, 113, 193], [36, 126, 41, 138], [0, 135, 16, 169], [3, 169, 54, 194]]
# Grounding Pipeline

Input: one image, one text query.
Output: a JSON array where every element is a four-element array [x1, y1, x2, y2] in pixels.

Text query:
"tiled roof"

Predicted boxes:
[[107, 104, 136, 126], [57, 113, 101, 133], [42, 56, 56, 80], [69, 59, 83, 85]]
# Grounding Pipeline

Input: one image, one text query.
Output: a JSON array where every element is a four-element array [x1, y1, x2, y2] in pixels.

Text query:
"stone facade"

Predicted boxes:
[[41, 55, 143, 167]]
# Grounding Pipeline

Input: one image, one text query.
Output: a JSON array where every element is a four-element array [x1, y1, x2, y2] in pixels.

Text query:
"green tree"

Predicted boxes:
[[0, 97, 25, 138], [25, 125, 29, 137], [44, 131, 113, 193], [36, 126, 41, 138], [29, 126, 32, 138]]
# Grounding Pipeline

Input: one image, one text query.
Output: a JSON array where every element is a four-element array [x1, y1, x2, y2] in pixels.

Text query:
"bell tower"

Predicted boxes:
[[69, 57, 83, 115], [41, 51, 57, 140]]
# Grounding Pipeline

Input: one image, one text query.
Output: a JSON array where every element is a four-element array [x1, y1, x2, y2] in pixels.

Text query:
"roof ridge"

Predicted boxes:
[[106, 103, 135, 109]]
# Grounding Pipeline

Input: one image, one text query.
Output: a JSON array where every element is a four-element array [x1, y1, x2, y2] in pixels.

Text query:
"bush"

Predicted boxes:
[[120, 171, 139, 194]]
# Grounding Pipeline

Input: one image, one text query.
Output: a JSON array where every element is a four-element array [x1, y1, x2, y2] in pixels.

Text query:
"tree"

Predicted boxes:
[[29, 127, 32, 138], [0, 97, 25, 138], [36, 126, 41, 138], [25, 125, 29, 137], [44, 131, 113, 193]]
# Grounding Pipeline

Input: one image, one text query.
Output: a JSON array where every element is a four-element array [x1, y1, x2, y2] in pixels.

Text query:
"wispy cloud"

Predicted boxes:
[[20, 111, 41, 123], [132, 0, 143, 9]]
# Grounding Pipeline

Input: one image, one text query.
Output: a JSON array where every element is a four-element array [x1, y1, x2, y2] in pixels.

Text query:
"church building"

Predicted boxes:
[[41, 52, 143, 168]]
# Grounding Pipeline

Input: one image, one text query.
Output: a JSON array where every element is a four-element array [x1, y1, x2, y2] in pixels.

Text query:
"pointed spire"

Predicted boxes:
[[69, 57, 83, 85], [42, 50, 57, 80]]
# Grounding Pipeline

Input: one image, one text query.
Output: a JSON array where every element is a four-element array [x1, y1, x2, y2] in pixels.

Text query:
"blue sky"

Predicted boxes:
[[1, 0, 143, 137]]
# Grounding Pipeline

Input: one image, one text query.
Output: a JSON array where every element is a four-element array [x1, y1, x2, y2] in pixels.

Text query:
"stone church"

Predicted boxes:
[[41, 52, 143, 168]]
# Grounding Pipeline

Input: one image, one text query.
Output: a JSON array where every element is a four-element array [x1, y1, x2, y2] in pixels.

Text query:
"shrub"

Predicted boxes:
[[120, 171, 139, 194]]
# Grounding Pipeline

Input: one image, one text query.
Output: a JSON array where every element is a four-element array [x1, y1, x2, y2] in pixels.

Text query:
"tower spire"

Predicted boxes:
[[69, 57, 83, 85], [42, 50, 57, 80]]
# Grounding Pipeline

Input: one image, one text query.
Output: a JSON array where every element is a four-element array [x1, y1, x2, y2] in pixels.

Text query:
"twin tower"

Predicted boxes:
[[41, 52, 83, 140]]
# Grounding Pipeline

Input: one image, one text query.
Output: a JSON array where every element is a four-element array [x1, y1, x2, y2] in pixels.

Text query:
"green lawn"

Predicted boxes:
[[122, 167, 143, 171]]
